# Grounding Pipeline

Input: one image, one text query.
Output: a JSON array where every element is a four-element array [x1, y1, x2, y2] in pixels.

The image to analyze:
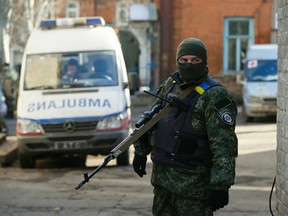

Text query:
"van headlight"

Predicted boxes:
[[17, 119, 44, 136], [97, 111, 129, 131]]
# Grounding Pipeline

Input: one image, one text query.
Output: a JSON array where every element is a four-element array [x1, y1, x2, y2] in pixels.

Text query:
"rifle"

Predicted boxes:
[[75, 85, 193, 190]]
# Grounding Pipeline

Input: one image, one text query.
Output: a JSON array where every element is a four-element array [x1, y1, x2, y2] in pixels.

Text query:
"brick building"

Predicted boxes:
[[156, 0, 274, 102], [43, 0, 274, 102], [54, 0, 116, 24], [276, 0, 288, 214], [157, 0, 273, 77]]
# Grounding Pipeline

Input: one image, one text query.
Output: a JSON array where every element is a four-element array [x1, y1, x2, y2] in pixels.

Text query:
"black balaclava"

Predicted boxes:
[[176, 38, 209, 84]]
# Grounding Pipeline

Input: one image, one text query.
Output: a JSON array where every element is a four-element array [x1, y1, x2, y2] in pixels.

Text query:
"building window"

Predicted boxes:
[[66, 1, 79, 18], [223, 17, 254, 74]]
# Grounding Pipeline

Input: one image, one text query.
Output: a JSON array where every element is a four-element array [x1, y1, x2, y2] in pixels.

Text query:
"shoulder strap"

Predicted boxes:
[[194, 78, 221, 95]]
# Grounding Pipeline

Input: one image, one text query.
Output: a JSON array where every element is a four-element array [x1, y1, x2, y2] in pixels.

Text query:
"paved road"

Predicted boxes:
[[0, 107, 277, 216], [219, 122, 276, 216]]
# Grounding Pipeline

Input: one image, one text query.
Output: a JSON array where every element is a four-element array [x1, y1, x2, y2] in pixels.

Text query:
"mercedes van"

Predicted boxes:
[[17, 17, 131, 168], [242, 44, 278, 122]]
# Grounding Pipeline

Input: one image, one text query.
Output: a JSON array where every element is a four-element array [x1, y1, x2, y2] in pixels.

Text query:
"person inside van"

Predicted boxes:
[[90, 59, 112, 80], [62, 59, 82, 83]]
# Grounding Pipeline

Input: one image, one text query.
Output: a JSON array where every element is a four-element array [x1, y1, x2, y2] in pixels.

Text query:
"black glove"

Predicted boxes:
[[208, 190, 229, 211], [132, 154, 147, 177]]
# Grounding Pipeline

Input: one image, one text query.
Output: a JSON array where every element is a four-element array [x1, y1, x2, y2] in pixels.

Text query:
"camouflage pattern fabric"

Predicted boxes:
[[153, 185, 213, 216], [133, 74, 238, 214]]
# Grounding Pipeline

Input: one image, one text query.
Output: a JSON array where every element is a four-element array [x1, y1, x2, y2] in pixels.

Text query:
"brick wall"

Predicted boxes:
[[160, 0, 273, 80], [276, 0, 288, 215], [55, 0, 115, 24]]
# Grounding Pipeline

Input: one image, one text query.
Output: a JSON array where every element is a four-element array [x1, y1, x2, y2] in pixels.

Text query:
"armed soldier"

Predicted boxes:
[[132, 38, 238, 215]]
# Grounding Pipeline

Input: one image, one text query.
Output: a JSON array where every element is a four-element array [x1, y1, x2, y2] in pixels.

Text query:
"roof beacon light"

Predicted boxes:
[[40, 17, 105, 29], [86, 17, 106, 26], [40, 20, 57, 28]]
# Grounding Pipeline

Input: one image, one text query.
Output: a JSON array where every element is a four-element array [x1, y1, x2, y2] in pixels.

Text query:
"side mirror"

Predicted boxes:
[[236, 73, 244, 85], [123, 82, 129, 90], [128, 72, 140, 95]]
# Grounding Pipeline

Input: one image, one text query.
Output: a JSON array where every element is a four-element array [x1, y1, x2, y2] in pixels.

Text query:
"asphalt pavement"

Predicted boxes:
[[0, 92, 278, 216]]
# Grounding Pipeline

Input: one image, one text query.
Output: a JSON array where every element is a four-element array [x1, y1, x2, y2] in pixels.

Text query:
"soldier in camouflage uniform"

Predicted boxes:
[[133, 38, 238, 215]]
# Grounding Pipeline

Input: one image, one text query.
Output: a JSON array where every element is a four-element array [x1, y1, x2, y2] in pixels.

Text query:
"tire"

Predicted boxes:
[[116, 149, 130, 166], [73, 155, 87, 167], [246, 116, 254, 123], [241, 105, 254, 123], [19, 154, 36, 168]]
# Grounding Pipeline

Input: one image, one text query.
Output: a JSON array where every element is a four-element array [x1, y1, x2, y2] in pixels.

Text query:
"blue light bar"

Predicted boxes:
[[40, 20, 57, 28], [86, 17, 106, 26], [39, 17, 106, 29]]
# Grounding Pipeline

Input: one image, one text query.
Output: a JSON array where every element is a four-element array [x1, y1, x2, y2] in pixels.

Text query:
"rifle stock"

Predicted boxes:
[[75, 85, 194, 190]]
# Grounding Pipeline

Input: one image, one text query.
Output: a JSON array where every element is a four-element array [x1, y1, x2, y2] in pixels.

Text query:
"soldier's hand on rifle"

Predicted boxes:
[[133, 154, 147, 177]]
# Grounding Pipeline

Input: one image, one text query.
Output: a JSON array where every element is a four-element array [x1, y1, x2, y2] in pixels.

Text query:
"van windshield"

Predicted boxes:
[[246, 60, 277, 82], [24, 51, 118, 90]]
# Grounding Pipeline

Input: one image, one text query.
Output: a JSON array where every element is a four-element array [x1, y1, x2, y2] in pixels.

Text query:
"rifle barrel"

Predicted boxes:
[[75, 154, 113, 190]]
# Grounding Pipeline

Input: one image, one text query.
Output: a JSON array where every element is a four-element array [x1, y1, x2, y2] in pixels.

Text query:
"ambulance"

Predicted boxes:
[[17, 17, 131, 168], [242, 44, 278, 122]]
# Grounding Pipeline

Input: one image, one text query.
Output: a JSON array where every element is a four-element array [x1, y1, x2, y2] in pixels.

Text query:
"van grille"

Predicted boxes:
[[42, 120, 98, 133]]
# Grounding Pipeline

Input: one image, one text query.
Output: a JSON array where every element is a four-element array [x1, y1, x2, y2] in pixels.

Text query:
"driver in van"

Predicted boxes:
[[62, 59, 82, 82]]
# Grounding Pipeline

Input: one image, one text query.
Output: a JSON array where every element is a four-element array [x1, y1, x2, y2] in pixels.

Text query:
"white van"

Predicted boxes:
[[17, 17, 131, 168], [242, 44, 278, 122]]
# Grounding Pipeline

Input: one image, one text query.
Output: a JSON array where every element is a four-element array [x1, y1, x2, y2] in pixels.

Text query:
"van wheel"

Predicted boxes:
[[19, 154, 36, 168], [116, 149, 129, 166], [241, 106, 254, 123], [73, 155, 87, 167], [246, 116, 254, 122]]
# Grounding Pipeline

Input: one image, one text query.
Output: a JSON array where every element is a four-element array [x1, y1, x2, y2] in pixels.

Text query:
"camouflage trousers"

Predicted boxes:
[[152, 186, 213, 216]]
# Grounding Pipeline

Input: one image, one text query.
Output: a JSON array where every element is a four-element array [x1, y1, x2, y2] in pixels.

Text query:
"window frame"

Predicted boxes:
[[66, 1, 80, 18], [223, 17, 254, 74]]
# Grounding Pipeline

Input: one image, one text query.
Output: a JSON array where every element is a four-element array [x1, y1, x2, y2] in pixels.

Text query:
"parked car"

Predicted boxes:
[[17, 17, 131, 168], [242, 44, 278, 122]]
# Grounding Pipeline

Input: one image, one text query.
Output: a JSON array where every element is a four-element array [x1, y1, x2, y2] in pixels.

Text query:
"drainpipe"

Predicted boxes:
[[271, 0, 278, 43]]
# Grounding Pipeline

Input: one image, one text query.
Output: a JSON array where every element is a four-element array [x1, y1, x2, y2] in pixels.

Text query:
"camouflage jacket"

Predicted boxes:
[[133, 73, 238, 199]]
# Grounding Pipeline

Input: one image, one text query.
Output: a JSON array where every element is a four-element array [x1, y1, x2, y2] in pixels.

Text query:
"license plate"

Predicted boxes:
[[53, 140, 87, 150]]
